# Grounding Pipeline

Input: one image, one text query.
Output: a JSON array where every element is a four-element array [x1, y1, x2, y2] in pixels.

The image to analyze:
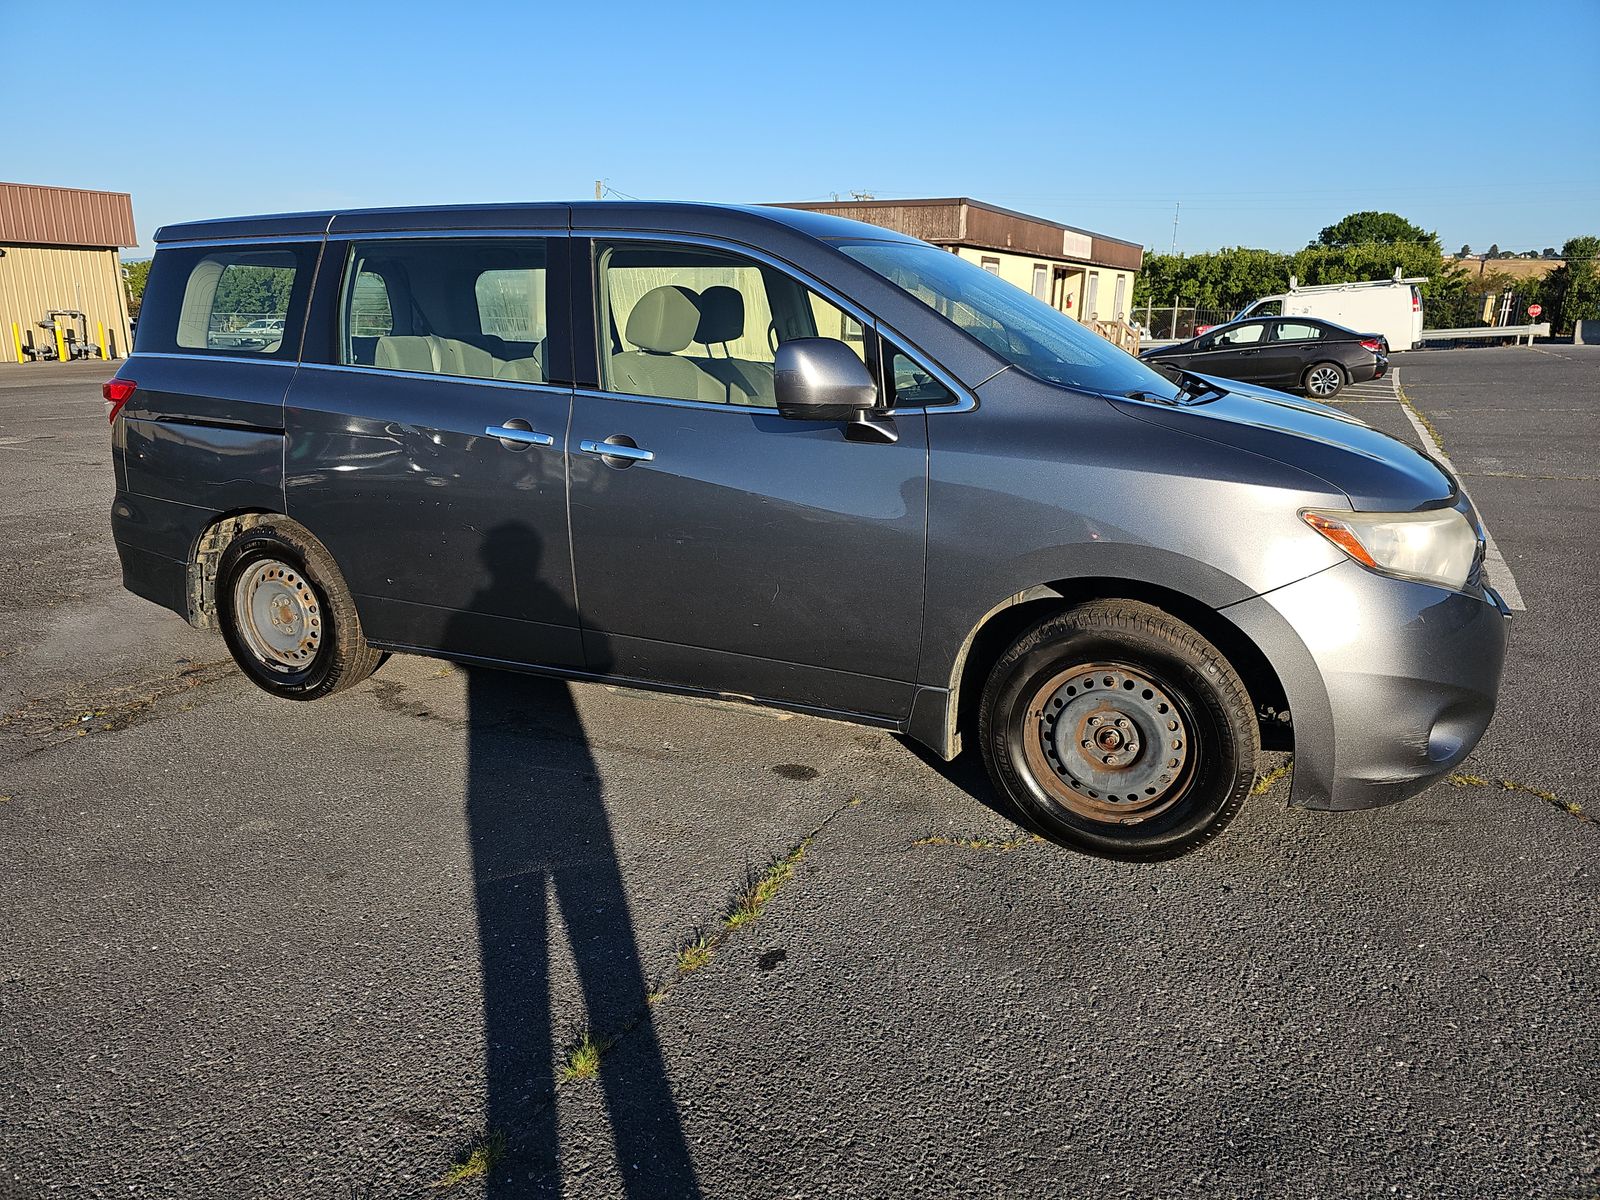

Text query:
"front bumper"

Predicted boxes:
[[1224, 560, 1510, 811]]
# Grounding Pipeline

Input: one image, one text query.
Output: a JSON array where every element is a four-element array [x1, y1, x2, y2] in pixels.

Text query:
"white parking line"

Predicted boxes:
[[1391, 368, 1526, 611]]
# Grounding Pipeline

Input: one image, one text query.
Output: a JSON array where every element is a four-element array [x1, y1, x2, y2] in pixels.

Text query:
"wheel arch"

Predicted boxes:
[[920, 576, 1292, 762], [186, 508, 328, 630]]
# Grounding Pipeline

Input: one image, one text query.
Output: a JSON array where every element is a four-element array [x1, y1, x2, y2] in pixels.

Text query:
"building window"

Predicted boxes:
[[981, 256, 1000, 275], [1113, 275, 1127, 319], [1032, 264, 1049, 300], [1085, 272, 1100, 318]]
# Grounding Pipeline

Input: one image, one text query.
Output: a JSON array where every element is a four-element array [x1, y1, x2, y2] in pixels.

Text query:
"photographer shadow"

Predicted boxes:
[[449, 523, 700, 1197]]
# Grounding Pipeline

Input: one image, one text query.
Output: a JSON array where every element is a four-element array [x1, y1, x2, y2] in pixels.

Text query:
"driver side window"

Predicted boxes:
[[1214, 322, 1266, 348]]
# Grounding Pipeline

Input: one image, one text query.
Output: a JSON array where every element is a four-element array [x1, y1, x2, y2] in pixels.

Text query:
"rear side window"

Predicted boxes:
[[1273, 322, 1322, 342], [337, 239, 549, 383], [135, 243, 317, 360]]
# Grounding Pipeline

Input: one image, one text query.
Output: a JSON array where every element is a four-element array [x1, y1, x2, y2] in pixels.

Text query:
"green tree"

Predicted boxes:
[[1486, 243, 1502, 259], [1543, 235, 1600, 331], [123, 259, 152, 319], [1458, 243, 1471, 256], [1314, 212, 1440, 252]]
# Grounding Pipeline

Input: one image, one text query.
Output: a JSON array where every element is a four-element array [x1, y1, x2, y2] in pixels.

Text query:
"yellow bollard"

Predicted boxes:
[[98, 321, 107, 359], [10, 322, 23, 365], [55, 321, 68, 364]]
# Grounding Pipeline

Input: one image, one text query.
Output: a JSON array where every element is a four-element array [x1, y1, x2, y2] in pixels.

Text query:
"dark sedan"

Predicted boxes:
[[1141, 317, 1387, 399]]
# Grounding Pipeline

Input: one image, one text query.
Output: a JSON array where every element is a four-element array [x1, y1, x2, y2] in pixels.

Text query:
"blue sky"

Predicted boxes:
[[6, 0, 1597, 258]]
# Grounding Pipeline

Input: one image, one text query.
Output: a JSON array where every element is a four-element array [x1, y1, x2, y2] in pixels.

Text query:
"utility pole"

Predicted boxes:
[[1170, 201, 1180, 256], [594, 180, 603, 200]]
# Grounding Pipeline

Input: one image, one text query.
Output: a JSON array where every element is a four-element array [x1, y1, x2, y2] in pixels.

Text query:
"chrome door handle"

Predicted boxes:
[[579, 439, 654, 463], [486, 424, 554, 447]]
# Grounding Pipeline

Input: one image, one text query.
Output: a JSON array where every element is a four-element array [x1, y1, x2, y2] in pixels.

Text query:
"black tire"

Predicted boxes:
[[1302, 361, 1346, 399], [216, 519, 384, 700], [978, 601, 1258, 860]]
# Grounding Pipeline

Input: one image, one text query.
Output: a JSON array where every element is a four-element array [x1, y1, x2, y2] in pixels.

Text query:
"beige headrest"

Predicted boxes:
[[626, 285, 700, 353]]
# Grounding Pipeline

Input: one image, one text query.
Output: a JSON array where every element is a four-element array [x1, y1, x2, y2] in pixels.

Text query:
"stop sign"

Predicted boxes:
[[1529, 304, 1543, 318]]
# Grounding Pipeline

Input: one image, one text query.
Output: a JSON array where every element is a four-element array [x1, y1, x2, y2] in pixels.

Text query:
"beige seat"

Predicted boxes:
[[691, 285, 775, 407], [374, 334, 501, 380], [375, 335, 435, 374], [609, 286, 724, 403]]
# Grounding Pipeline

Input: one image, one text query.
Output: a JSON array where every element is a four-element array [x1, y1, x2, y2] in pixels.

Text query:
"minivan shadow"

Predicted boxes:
[[896, 735, 1038, 831], [450, 524, 700, 1197]]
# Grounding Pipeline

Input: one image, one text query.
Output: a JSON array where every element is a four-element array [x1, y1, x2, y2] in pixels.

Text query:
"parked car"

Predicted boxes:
[[207, 317, 285, 350], [1141, 317, 1388, 399], [106, 202, 1509, 860], [1230, 273, 1426, 351]]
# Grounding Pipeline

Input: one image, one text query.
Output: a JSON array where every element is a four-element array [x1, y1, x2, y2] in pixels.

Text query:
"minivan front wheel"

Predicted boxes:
[[1303, 362, 1346, 399], [978, 601, 1259, 860], [216, 521, 384, 700]]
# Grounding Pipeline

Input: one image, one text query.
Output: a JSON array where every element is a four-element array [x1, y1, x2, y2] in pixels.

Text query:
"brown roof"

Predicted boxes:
[[0, 182, 137, 249], [776, 197, 1143, 273]]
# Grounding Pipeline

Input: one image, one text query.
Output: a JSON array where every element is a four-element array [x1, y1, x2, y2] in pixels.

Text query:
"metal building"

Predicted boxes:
[[0, 181, 137, 364]]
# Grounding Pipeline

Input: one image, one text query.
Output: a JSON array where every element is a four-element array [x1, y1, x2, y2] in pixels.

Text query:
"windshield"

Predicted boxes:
[[836, 240, 1177, 397]]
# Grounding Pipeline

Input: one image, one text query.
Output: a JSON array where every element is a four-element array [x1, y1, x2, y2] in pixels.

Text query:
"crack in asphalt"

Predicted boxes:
[[1447, 772, 1593, 826], [0, 659, 237, 762]]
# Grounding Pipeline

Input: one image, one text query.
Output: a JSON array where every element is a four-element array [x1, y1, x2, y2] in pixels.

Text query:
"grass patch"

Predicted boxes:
[[434, 1130, 506, 1189], [913, 834, 1040, 851], [1251, 760, 1294, 796], [724, 839, 810, 930], [675, 930, 714, 974], [558, 1029, 609, 1083]]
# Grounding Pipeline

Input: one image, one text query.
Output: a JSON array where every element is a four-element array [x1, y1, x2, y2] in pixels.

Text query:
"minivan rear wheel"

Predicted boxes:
[[1303, 362, 1346, 399], [217, 521, 384, 700], [978, 601, 1258, 860]]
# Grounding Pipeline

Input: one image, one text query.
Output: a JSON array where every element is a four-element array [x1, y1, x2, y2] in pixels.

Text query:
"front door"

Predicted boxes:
[[285, 234, 582, 668], [1192, 319, 1271, 382], [566, 238, 929, 720]]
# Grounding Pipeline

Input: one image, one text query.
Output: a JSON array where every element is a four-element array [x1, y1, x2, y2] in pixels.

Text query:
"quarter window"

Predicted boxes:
[[175, 250, 297, 354], [887, 347, 956, 408], [596, 242, 869, 409], [338, 239, 548, 382]]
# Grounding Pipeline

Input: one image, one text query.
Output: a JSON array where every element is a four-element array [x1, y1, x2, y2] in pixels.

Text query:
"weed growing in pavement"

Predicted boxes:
[[433, 1130, 506, 1189], [559, 1028, 609, 1083], [1447, 772, 1585, 820], [724, 839, 810, 930], [1251, 759, 1294, 796], [676, 929, 715, 974]]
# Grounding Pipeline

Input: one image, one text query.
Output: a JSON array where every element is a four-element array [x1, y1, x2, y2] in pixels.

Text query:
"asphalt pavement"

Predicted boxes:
[[1, 351, 1595, 1199]]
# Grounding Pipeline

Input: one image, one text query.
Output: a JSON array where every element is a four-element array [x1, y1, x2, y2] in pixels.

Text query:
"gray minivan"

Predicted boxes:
[[108, 202, 1510, 858]]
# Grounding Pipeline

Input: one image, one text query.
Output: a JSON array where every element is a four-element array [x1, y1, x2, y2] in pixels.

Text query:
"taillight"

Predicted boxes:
[[1411, 287, 1421, 312], [1360, 339, 1383, 352], [103, 378, 137, 424]]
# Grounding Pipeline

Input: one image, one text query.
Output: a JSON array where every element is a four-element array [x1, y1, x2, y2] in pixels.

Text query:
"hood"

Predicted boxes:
[[1109, 375, 1455, 511]]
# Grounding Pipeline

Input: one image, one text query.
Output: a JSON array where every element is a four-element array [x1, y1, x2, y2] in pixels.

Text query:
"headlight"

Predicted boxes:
[[1302, 507, 1479, 591]]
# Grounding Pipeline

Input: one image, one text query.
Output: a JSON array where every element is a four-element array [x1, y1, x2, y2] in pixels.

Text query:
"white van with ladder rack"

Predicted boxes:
[[1232, 269, 1426, 351]]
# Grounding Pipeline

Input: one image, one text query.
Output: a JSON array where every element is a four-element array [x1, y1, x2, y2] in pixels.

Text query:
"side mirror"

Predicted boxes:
[[774, 338, 878, 421]]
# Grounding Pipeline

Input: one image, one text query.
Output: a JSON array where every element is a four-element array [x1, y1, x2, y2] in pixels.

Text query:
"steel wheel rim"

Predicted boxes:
[[233, 558, 322, 673], [1021, 662, 1196, 824], [1308, 367, 1341, 396]]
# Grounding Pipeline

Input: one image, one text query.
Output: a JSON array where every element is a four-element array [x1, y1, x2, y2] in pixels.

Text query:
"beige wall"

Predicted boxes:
[[0, 244, 133, 364], [954, 246, 1137, 323]]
